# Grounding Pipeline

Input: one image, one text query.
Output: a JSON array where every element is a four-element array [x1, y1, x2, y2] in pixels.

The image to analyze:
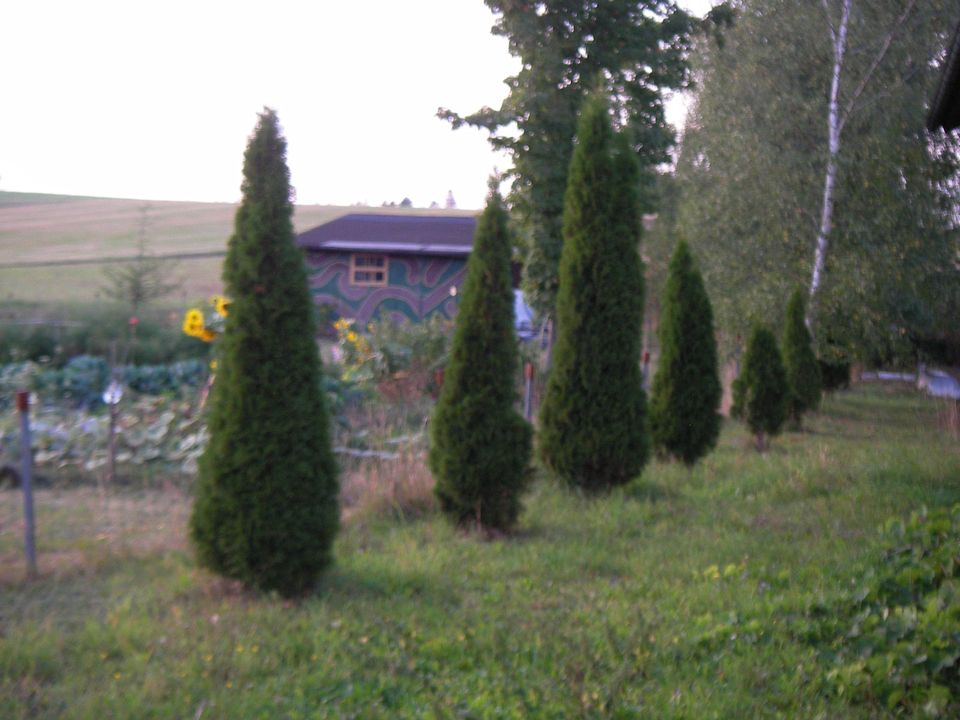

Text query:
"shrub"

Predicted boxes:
[[736, 323, 788, 451], [428, 186, 532, 531], [190, 109, 339, 597], [782, 289, 821, 425], [649, 240, 722, 465], [539, 96, 649, 490], [817, 505, 960, 715], [819, 356, 851, 392]]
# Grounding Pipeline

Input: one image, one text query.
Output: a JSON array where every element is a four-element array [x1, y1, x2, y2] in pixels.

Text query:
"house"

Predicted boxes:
[[928, 19, 960, 131], [297, 213, 482, 325]]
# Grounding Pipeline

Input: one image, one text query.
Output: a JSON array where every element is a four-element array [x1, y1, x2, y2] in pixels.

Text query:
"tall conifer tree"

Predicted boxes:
[[737, 323, 788, 451], [539, 95, 649, 491], [782, 289, 822, 426], [649, 240, 721, 464], [429, 185, 532, 531], [190, 109, 339, 596]]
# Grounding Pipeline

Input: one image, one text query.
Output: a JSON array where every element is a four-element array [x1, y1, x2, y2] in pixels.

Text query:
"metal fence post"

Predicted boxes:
[[16, 391, 37, 578]]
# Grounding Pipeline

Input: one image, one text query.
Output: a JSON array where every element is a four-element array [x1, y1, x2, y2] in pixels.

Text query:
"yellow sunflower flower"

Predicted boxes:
[[182, 309, 205, 338], [211, 295, 231, 317]]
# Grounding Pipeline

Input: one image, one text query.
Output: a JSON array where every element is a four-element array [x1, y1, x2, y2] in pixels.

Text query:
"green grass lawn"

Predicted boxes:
[[1, 384, 958, 718]]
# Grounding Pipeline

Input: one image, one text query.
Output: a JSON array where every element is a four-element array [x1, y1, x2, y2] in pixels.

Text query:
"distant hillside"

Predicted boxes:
[[0, 191, 475, 304]]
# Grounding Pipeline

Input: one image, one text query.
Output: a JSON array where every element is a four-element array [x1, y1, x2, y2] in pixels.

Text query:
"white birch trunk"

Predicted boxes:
[[808, 0, 850, 333], [807, 0, 916, 333]]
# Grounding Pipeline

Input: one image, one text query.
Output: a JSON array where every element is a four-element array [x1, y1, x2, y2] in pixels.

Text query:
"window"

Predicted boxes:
[[350, 254, 388, 286]]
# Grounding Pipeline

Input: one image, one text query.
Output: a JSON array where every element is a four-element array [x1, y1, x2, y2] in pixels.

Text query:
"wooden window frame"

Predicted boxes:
[[349, 253, 389, 287]]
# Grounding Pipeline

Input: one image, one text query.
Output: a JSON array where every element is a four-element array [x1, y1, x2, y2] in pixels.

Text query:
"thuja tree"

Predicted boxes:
[[649, 240, 721, 465], [429, 185, 532, 531], [782, 288, 821, 426], [190, 109, 339, 596], [539, 95, 649, 491], [736, 323, 788, 451]]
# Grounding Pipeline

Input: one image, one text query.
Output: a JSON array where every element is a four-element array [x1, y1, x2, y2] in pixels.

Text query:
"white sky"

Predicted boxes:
[[1, 1, 714, 210]]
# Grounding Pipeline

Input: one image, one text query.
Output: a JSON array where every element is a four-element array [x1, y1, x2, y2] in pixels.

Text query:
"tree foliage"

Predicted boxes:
[[782, 289, 821, 424], [429, 185, 532, 531], [649, 240, 721, 465], [190, 109, 338, 597], [440, 1, 732, 318], [539, 95, 648, 490], [734, 323, 788, 451], [669, 0, 959, 362]]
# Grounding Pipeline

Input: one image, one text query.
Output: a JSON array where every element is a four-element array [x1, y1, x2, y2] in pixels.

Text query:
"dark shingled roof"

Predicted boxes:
[[928, 19, 960, 131], [297, 214, 477, 257]]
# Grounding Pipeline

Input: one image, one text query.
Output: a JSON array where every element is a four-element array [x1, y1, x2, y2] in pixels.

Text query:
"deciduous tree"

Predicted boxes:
[[440, 1, 732, 319], [670, 0, 958, 362]]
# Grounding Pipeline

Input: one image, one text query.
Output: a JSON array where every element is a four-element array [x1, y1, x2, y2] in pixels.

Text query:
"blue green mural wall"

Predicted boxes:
[[305, 251, 465, 325]]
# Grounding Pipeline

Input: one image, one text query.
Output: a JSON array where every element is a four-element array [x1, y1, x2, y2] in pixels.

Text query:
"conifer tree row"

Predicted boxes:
[[539, 95, 649, 491], [429, 184, 532, 531], [190, 109, 339, 596], [649, 240, 721, 465]]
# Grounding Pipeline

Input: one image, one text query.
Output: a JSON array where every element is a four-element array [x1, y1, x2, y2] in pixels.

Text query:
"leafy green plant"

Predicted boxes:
[[816, 505, 960, 716]]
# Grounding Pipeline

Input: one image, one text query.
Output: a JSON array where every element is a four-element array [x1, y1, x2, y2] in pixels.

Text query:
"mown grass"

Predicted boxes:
[[1, 383, 958, 718]]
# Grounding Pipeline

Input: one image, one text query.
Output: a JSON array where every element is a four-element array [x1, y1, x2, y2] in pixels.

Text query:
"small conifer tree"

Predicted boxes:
[[782, 289, 822, 426], [429, 184, 532, 531], [539, 95, 649, 490], [190, 109, 339, 596], [649, 240, 722, 465], [737, 323, 788, 451]]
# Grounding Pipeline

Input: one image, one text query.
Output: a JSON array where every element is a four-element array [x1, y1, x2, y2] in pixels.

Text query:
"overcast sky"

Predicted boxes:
[[2, 1, 715, 210]]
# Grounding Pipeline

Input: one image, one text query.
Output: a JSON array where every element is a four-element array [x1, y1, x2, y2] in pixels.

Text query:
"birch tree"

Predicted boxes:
[[808, 0, 919, 333], [668, 0, 957, 361]]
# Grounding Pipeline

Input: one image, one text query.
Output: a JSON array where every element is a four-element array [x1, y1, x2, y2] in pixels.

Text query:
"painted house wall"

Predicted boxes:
[[305, 250, 466, 325]]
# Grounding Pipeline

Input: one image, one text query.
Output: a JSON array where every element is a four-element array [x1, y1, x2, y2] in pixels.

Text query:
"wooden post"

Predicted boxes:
[[16, 391, 37, 578], [523, 362, 534, 421]]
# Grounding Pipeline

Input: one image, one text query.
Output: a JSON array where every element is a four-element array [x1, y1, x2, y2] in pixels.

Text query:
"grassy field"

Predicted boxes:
[[0, 191, 477, 304], [1, 383, 958, 718]]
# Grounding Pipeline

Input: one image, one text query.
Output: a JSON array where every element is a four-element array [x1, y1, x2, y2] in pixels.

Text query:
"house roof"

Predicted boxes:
[[928, 19, 960, 131], [297, 213, 478, 257]]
